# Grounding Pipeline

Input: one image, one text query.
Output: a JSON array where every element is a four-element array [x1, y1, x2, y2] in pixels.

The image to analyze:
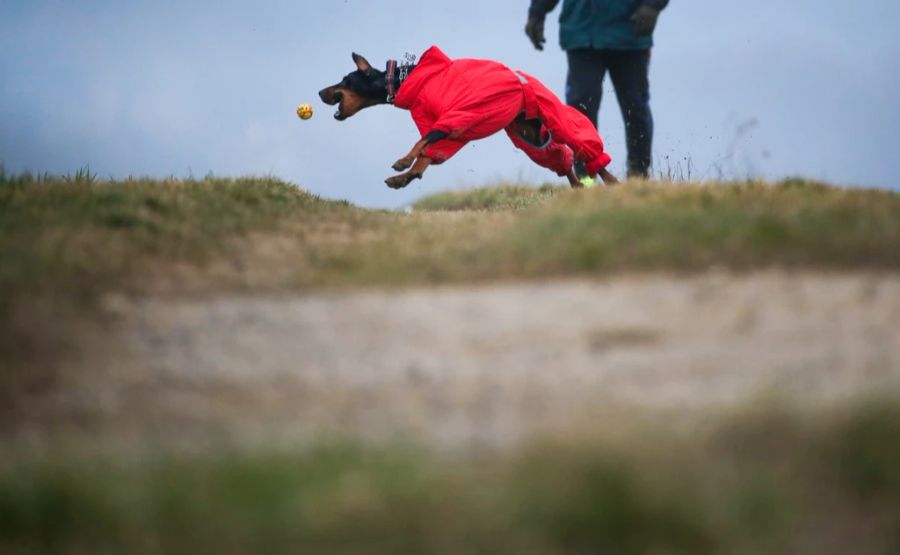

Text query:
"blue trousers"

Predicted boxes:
[[566, 48, 653, 178]]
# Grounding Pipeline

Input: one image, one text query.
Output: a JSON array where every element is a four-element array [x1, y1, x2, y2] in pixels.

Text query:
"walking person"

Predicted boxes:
[[526, 0, 669, 180]]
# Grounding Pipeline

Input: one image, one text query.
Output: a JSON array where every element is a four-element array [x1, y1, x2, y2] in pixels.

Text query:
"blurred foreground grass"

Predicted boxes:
[[0, 401, 897, 554]]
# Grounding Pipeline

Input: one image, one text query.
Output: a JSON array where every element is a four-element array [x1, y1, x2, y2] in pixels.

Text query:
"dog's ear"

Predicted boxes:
[[352, 52, 373, 74]]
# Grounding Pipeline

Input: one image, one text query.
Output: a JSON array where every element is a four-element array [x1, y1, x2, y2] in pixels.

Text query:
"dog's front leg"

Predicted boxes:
[[392, 130, 449, 171], [392, 137, 429, 172], [385, 156, 433, 189]]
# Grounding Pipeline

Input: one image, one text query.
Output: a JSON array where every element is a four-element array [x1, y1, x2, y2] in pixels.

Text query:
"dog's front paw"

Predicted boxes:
[[385, 172, 423, 189], [385, 174, 412, 189], [392, 157, 413, 172]]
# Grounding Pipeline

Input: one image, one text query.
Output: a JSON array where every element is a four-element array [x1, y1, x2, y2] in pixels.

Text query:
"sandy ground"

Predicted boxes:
[[13, 271, 900, 452]]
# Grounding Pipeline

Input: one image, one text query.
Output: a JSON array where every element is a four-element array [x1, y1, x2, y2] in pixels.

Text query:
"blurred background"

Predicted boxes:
[[1, 0, 898, 208]]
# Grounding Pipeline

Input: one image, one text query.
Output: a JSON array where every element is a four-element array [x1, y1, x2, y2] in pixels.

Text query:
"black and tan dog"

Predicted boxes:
[[319, 46, 618, 189]]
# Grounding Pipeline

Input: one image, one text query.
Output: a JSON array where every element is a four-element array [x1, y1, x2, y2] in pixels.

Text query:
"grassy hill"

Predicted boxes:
[[1, 171, 899, 553], [3, 172, 899, 305], [4, 171, 899, 389]]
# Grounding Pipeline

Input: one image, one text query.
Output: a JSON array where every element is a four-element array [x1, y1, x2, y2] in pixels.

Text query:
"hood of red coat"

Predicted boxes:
[[393, 46, 452, 110]]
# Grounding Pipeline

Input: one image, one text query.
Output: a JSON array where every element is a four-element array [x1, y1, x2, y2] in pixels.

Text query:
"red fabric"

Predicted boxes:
[[393, 46, 612, 176]]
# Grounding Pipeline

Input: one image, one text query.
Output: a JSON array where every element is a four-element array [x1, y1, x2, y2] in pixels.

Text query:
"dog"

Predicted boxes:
[[319, 46, 618, 190]]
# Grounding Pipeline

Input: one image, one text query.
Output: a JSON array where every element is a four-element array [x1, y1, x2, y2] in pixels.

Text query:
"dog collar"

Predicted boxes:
[[386, 59, 398, 103], [385, 54, 415, 104]]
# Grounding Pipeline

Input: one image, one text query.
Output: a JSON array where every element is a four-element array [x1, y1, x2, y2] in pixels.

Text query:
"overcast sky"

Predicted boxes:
[[2, 1, 898, 208]]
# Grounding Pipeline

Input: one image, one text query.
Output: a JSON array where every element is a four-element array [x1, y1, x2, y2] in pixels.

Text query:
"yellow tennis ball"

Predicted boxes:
[[296, 103, 313, 120]]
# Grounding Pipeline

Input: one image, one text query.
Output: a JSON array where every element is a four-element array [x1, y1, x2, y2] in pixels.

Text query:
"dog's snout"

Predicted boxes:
[[318, 87, 343, 106]]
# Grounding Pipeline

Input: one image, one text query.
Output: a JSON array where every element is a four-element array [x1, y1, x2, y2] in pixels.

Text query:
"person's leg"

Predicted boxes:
[[565, 49, 606, 178], [606, 49, 653, 178]]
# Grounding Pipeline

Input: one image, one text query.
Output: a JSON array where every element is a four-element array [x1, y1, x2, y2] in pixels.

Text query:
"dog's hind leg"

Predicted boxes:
[[598, 167, 619, 185], [504, 118, 581, 187], [566, 168, 583, 188]]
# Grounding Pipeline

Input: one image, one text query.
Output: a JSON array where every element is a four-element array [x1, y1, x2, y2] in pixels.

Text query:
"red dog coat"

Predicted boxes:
[[393, 46, 612, 177]]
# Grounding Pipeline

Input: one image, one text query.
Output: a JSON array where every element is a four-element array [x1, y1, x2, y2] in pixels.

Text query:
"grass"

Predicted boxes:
[[4, 173, 899, 304], [412, 183, 565, 211], [315, 178, 900, 289], [2, 173, 900, 386], [0, 172, 367, 370], [0, 401, 897, 554], [2, 172, 898, 552], [0, 171, 357, 301], [3, 172, 899, 365], [499, 179, 900, 273]]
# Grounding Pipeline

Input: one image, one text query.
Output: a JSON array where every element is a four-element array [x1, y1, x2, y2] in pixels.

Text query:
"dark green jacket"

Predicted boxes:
[[529, 0, 669, 51]]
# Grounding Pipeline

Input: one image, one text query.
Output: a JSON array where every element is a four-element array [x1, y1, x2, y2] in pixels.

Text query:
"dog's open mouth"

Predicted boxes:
[[318, 88, 348, 121], [331, 92, 346, 120]]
